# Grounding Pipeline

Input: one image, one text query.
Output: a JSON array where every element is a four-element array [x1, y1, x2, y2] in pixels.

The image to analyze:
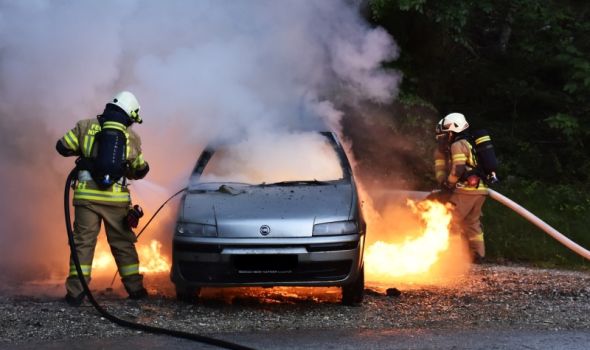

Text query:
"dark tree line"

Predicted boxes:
[[369, 0, 590, 183]]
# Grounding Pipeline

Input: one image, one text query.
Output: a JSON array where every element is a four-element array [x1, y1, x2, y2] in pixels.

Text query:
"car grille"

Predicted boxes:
[[174, 241, 358, 254], [175, 242, 223, 253], [306, 241, 358, 252], [178, 258, 352, 283]]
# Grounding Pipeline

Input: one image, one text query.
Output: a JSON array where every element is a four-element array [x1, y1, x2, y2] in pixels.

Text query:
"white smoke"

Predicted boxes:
[[198, 132, 344, 184], [0, 0, 400, 286]]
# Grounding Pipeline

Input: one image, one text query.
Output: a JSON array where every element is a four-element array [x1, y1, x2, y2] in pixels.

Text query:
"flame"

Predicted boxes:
[[138, 240, 170, 273], [90, 239, 170, 275], [92, 249, 115, 271], [365, 199, 458, 283]]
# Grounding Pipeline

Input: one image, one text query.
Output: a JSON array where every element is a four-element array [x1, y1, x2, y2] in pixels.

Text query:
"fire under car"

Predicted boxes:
[[170, 131, 366, 305]]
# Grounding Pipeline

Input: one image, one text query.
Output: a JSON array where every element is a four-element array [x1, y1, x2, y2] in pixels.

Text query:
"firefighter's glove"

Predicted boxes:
[[126, 205, 144, 229], [440, 180, 455, 193], [465, 175, 480, 188]]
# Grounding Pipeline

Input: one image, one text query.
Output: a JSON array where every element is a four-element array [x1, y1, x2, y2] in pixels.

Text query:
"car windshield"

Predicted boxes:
[[197, 132, 345, 185]]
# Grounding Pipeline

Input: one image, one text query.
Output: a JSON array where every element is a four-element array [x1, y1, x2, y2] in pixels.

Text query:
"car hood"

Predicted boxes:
[[181, 182, 353, 238]]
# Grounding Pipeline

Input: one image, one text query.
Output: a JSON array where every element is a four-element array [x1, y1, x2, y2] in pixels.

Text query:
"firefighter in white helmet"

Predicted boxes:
[[56, 91, 149, 306], [434, 112, 488, 263]]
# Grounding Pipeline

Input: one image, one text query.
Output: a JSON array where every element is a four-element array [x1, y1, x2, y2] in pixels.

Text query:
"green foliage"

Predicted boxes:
[[544, 113, 580, 141], [371, 0, 426, 18], [397, 91, 437, 110]]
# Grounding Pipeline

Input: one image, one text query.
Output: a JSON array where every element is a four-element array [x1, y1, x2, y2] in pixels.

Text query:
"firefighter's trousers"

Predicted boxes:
[[66, 203, 144, 297], [449, 192, 487, 258]]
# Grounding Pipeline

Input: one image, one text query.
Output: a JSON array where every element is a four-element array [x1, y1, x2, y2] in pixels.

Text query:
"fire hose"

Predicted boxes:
[[64, 168, 255, 350], [487, 189, 590, 261]]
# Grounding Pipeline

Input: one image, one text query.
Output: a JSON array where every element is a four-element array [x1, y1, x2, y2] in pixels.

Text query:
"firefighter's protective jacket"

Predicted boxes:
[[434, 138, 487, 195], [58, 118, 148, 206]]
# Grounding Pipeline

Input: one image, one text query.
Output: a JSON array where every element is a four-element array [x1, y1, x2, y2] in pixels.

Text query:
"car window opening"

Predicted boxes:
[[197, 133, 345, 185]]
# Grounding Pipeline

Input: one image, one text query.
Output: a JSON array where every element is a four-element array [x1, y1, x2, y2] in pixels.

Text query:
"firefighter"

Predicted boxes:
[[56, 91, 150, 306], [434, 112, 487, 263]]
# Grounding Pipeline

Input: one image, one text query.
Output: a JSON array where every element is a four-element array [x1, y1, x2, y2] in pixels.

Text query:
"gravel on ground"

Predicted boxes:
[[1, 264, 589, 345]]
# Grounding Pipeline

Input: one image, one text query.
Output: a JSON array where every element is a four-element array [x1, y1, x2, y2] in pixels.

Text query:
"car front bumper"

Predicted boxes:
[[171, 234, 365, 288]]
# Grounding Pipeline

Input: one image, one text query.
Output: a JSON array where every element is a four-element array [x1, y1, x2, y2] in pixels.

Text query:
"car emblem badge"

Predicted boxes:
[[260, 225, 271, 236]]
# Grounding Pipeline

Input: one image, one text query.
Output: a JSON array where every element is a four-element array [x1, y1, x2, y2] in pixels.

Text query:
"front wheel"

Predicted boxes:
[[341, 265, 364, 306], [175, 285, 201, 303]]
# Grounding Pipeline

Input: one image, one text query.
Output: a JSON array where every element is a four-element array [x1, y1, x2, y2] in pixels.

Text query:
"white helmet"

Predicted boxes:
[[111, 91, 142, 124], [436, 113, 469, 133]]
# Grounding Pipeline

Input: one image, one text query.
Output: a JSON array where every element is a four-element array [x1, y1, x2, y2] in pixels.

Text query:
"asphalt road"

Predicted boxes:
[[6, 328, 590, 350]]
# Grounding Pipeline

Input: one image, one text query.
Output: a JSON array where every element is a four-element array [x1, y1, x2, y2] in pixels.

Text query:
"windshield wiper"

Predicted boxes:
[[187, 182, 252, 194]]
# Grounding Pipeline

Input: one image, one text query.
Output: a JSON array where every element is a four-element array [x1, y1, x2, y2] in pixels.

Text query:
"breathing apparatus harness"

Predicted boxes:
[[75, 105, 135, 189], [438, 129, 499, 188], [64, 167, 254, 350]]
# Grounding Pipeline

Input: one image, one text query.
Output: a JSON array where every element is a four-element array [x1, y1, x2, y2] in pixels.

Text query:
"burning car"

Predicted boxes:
[[170, 131, 366, 305]]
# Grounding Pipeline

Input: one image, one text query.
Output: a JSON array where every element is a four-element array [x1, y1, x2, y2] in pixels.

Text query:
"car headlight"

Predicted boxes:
[[312, 221, 357, 236], [176, 222, 218, 237]]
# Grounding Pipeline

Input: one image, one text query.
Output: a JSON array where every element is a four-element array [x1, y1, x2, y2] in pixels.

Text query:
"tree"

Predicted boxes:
[[369, 0, 590, 182]]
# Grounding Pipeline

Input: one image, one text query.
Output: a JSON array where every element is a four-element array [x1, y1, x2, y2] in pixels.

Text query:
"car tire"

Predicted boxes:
[[341, 265, 364, 306], [176, 286, 201, 303]]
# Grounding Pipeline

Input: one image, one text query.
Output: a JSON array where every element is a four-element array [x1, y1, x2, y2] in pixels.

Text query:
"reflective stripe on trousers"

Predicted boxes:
[[69, 264, 91, 277], [119, 263, 140, 277]]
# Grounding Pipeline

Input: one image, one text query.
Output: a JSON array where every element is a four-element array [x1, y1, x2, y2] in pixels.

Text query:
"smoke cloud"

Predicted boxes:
[[198, 133, 344, 184], [0, 0, 400, 289]]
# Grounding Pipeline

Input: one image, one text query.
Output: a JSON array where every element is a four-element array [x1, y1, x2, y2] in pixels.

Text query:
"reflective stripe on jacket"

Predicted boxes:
[[74, 181, 131, 204], [433, 151, 448, 184]]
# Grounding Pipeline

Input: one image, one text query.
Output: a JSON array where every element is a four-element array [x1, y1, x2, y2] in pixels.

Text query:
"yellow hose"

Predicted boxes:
[[487, 189, 590, 261]]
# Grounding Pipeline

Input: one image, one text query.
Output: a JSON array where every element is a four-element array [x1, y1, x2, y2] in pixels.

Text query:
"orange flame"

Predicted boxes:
[[92, 249, 115, 271], [365, 199, 457, 283], [138, 240, 171, 273], [91, 239, 170, 275]]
